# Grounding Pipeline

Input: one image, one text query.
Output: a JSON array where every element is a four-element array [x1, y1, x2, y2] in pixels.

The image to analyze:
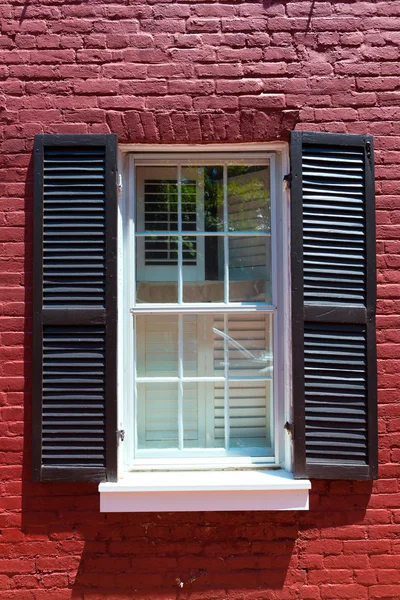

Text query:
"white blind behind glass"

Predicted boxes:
[[136, 314, 273, 452]]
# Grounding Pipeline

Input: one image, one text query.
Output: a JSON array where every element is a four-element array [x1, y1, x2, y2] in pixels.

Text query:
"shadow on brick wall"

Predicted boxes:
[[19, 481, 373, 600]]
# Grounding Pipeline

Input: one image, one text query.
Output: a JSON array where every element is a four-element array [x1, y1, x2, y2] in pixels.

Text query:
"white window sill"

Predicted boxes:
[[99, 470, 311, 512]]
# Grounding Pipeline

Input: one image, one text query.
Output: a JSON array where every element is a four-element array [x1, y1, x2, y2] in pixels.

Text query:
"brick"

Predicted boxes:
[[370, 555, 400, 568], [101, 64, 147, 79], [240, 94, 286, 109], [320, 584, 368, 599], [0, 4, 399, 600], [187, 19, 221, 33], [146, 96, 192, 111], [74, 79, 119, 95], [216, 80, 264, 95], [0, 560, 35, 573], [369, 585, 400, 599]]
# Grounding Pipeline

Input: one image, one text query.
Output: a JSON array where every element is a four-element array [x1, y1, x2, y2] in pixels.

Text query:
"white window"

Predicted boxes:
[[118, 146, 292, 474]]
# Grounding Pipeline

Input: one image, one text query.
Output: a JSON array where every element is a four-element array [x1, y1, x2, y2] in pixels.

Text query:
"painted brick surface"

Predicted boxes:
[[0, 1, 400, 599]]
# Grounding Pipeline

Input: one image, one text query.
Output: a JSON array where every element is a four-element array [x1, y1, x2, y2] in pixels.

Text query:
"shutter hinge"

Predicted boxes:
[[117, 429, 125, 442], [283, 173, 292, 190], [366, 140, 372, 162], [284, 421, 295, 440], [118, 172, 123, 198]]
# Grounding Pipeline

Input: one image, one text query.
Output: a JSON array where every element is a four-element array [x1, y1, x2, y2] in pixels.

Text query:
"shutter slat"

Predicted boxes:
[[33, 134, 118, 483], [303, 142, 367, 305], [43, 138, 106, 306], [304, 323, 368, 466]]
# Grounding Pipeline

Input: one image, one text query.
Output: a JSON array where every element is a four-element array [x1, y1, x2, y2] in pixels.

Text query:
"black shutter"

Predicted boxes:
[[32, 134, 118, 482], [290, 131, 377, 480]]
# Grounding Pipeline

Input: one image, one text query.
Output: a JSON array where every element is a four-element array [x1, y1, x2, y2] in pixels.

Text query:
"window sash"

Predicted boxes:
[[132, 159, 273, 309], [134, 312, 274, 456], [123, 152, 282, 466]]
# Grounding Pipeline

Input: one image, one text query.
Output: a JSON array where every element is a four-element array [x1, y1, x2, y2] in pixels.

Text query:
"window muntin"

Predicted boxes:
[[135, 162, 271, 306], [130, 156, 277, 461]]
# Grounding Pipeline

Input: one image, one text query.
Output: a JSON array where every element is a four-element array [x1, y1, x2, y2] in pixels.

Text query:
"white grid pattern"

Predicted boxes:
[[131, 158, 275, 458]]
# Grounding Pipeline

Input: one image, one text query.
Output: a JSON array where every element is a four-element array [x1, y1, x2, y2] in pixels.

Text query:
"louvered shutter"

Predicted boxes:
[[32, 134, 118, 482], [290, 131, 377, 480]]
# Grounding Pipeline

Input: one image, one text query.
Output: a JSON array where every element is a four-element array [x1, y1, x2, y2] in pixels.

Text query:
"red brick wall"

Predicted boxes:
[[0, 1, 399, 599]]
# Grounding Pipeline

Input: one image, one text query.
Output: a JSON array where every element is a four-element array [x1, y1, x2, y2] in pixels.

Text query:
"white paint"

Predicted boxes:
[[130, 303, 275, 314], [119, 143, 288, 153], [124, 456, 276, 470], [117, 150, 125, 476], [99, 470, 310, 512], [100, 490, 309, 512], [280, 147, 293, 472]]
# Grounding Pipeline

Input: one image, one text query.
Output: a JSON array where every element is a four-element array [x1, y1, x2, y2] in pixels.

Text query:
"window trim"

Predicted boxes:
[[117, 143, 292, 475], [99, 469, 311, 512]]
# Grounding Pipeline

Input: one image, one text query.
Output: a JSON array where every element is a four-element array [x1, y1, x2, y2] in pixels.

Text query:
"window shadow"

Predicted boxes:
[[19, 486, 373, 599]]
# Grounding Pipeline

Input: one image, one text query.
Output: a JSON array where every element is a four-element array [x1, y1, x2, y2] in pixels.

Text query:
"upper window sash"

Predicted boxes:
[[130, 154, 277, 311]]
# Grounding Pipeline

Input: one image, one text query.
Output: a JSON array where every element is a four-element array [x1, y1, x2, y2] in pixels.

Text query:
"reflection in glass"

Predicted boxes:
[[137, 382, 178, 449], [227, 165, 270, 232], [136, 237, 178, 303], [202, 166, 224, 232], [143, 179, 178, 232], [180, 167, 197, 232], [229, 236, 271, 302], [211, 313, 273, 378], [138, 167, 199, 234], [227, 313, 273, 378], [183, 236, 224, 303]]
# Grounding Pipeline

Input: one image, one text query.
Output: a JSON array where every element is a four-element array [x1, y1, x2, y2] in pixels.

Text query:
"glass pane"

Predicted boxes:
[[229, 381, 272, 450], [212, 314, 273, 378], [136, 236, 178, 303], [181, 167, 198, 232], [213, 381, 226, 448], [227, 313, 273, 378], [229, 236, 271, 302], [136, 315, 179, 377], [180, 165, 224, 232], [183, 236, 224, 303], [183, 382, 200, 448], [227, 165, 270, 232], [212, 315, 225, 378], [182, 383, 225, 449], [182, 315, 220, 378], [137, 166, 178, 233], [182, 315, 198, 377], [202, 166, 224, 232], [144, 234, 179, 266], [137, 382, 178, 449], [182, 235, 198, 266]]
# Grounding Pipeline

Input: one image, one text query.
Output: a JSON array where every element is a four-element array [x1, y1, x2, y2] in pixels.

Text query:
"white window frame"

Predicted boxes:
[[117, 143, 293, 475]]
